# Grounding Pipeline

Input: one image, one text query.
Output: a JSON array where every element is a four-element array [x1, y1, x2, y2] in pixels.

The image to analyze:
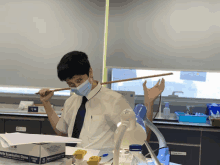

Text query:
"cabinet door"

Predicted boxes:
[[5, 119, 41, 134], [201, 131, 220, 165], [41, 120, 57, 135], [0, 119, 4, 133], [142, 143, 200, 165], [149, 127, 201, 144]]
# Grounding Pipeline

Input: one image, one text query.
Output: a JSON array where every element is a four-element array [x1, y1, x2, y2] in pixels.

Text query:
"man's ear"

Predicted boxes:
[[88, 68, 94, 83], [89, 68, 93, 78]]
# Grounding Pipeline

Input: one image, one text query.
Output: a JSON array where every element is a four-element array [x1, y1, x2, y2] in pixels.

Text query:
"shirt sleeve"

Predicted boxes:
[[56, 101, 68, 134], [112, 95, 133, 125]]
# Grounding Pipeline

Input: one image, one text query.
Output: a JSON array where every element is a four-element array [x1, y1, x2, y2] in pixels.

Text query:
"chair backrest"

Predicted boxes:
[[134, 104, 147, 120], [134, 104, 147, 130]]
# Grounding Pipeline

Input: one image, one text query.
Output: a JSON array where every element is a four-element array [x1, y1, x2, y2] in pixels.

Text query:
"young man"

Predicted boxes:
[[38, 51, 165, 150]]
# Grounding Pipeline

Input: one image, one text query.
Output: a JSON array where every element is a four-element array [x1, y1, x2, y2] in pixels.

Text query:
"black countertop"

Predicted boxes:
[[0, 112, 217, 129]]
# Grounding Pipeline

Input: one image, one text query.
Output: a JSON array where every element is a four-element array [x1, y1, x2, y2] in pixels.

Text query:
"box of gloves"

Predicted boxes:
[[0, 143, 65, 164]]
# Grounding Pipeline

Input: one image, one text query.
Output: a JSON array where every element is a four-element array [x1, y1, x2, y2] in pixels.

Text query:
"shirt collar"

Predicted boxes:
[[86, 80, 102, 100]]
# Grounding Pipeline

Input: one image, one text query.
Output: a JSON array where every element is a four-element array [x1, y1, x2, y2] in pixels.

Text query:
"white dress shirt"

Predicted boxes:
[[56, 80, 132, 150]]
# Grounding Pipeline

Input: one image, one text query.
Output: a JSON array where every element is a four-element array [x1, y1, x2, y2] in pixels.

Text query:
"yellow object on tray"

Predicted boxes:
[[73, 149, 88, 165], [73, 149, 87, 159], [87, 156, 102, 165]]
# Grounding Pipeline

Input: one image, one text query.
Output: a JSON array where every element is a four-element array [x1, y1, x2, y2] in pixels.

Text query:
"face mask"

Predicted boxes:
[[70, 78, 92, 97]]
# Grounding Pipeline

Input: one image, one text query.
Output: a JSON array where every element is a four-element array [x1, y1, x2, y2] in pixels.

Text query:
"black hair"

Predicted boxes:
[[57, 51, 91, 81]]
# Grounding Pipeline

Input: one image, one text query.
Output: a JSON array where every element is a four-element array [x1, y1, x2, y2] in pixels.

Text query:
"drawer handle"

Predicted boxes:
[[16, 126, 26, 132]]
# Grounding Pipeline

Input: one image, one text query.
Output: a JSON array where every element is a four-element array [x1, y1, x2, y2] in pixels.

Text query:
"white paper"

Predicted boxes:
[[18, 101, 34, 110], [0, 136, 10, 148], [0, 132, 81, 148]]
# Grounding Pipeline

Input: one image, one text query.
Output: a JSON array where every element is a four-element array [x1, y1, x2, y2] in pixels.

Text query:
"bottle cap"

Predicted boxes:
[[165, 102, 169, 108], [129, 144, 142, 151], [101, 154, 108, 157]]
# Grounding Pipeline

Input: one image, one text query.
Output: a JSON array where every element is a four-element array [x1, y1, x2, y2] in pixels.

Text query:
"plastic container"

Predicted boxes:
[[163, 102, 170, 119], [175, 112, 208, 123], [119, 149, 133, 165], [129, 144, 148, 165]]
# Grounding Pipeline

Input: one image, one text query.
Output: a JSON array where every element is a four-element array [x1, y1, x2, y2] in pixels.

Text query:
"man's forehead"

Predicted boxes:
[[66, 75, 83, 82]]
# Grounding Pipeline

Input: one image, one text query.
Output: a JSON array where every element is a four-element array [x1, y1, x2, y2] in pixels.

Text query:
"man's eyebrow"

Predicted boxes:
[[67, 77, 82, 82], [73, 75, 82, 78]]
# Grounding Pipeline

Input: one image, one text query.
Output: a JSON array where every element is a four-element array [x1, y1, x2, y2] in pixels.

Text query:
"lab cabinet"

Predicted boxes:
[[149, 127, 201, 144], [142, 142, 200, 165], [4, 119, 41, 134], [41, 119, 57, 135], [0, 119, 4, 133], [168, 144, 200, 165], [201, 131, 220, 165]]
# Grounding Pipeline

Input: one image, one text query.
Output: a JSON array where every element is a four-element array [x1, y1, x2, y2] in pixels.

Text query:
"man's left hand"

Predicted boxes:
[[143, 78, 165, 106]]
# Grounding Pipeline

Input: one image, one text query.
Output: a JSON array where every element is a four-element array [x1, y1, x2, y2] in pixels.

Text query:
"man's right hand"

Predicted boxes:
[[38, 88, 54, 103]]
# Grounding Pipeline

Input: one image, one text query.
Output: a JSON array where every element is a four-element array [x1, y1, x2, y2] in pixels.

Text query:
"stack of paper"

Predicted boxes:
[[0, 132, 81, 148]]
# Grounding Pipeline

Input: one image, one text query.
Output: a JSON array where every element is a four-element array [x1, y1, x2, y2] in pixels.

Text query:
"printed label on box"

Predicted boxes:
[[16, 126, 26, 132], [171, 151, 187, 156]]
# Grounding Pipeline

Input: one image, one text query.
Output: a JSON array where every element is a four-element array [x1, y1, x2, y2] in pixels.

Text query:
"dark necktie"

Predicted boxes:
[[66, 96, 88, 147]]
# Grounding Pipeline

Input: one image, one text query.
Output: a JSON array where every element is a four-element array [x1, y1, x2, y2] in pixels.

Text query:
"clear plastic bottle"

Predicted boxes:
[[163, 102, 170, 119], [216, 111, 220, 118], [129, 144, 148, 165], [210, 110, 216, 118]]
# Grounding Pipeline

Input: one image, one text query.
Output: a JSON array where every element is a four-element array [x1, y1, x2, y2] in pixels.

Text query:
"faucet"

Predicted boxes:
[[186, 105, 194, 115], [171, 91, 184, 97]]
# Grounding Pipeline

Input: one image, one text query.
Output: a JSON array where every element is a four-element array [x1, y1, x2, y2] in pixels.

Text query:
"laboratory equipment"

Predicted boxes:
[[134, 104, 171, 164], [113, 109, 147, 165], [114, 109, 171, 165], [129, 144, 151, 165], [157, 96, 162, 119], [143, 115, 170, 165], [163, 102, 170, 119]]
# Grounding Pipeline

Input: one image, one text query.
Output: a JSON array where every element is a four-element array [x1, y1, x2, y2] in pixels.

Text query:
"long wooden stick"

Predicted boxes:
[[35, 72, 173, 95]]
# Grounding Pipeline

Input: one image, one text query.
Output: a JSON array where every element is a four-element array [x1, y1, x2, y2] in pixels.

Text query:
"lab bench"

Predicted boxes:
[[143, 121, 220, 165], [0, 113, 219, 165]]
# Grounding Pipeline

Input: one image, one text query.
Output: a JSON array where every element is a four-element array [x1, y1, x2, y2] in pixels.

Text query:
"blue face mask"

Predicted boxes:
[[70, 78, 92, 97]]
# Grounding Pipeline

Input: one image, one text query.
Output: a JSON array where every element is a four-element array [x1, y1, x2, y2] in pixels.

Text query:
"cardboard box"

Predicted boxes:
[[211, 118, 220, 127], [0, 143, 65, 164]]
